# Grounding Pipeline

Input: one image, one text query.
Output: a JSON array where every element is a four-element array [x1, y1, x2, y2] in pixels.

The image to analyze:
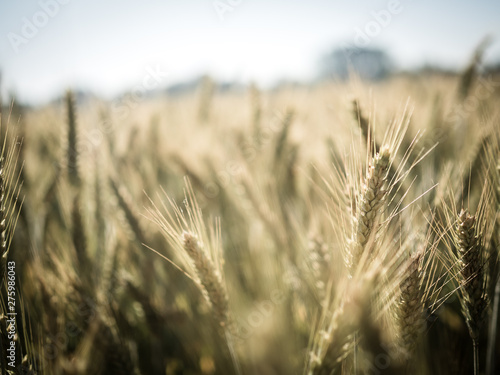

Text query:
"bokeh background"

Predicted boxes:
[[1, 0, 500, 105]]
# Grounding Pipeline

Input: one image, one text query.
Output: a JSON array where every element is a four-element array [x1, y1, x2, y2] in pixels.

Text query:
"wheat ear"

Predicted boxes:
[[183, 231, 229, 327], [397, 251, 425, 363], [352, 99, 369, 142], [347, 146, 391, 275], [456, 209, 489, 375], [65, 90, 80, 186]]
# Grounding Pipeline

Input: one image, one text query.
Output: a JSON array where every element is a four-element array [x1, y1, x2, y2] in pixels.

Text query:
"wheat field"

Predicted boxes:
[[0, 48, 500, 375]]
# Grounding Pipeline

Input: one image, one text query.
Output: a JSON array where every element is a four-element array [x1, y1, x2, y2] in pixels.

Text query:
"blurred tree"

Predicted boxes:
[[319, 46, 394, 81]]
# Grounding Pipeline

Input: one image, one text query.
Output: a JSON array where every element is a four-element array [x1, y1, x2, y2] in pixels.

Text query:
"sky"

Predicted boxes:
[[1, 0, 500, 105]]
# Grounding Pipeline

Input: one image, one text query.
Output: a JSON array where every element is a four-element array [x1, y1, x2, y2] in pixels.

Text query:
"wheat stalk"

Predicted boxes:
[[110, 177, 147, 245], [71, 193, 91, 288], [308, 290, 358, 375], [308, 271, 389, 375]]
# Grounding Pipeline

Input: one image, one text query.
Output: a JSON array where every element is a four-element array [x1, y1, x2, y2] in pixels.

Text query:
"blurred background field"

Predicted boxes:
[[1, 1, 500, 375]]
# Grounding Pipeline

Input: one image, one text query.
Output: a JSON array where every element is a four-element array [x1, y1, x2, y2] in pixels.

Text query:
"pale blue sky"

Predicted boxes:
[[1, 0, 499, 105]]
